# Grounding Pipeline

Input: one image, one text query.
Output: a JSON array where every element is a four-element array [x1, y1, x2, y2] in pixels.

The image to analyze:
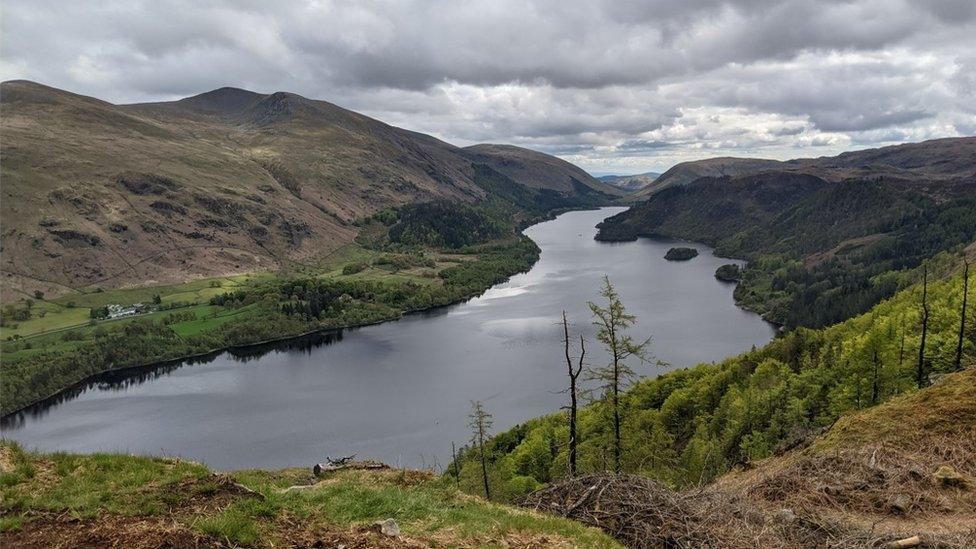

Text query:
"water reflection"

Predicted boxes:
[[2, 329, 348, 428], [3, 208, 776, 470]]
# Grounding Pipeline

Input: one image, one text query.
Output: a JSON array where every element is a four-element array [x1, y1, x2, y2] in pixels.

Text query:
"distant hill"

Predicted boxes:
[[597, 172, 661, 192], [633, 158, 780, 197], [635, 137, 976, 198], [0, 80, 617, 299], [597, 136, 976, 326], [464, 144, 625, 197]]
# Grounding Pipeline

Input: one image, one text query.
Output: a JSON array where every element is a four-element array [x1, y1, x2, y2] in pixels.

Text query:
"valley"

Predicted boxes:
[[2, 208, 775, 470], [1, 83, 974, 548]]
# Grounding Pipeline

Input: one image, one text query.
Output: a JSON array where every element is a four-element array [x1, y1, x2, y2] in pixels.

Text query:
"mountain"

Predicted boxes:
[[463, 144, 625, 197], [633, 158, 781, 197], [634, 137, 976, 198], [597, 172, 661, 192], [597, 137, 976, 326], [0, 81, 617, 299]]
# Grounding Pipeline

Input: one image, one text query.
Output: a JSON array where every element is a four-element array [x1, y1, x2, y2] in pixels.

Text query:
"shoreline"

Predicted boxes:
[[1, 248, 541, 420], [2, 206, 776, 423]]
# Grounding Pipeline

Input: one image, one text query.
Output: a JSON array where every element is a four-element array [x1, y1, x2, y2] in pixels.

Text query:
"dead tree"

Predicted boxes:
[[561, 311, 585, 477], [313, 454, 357, 476], [871, 348, 881, 405], [450, 441, 461, 489], [917, 265, 930, 389], [469, 401, 493, 500], [955, 260, 969, 371]]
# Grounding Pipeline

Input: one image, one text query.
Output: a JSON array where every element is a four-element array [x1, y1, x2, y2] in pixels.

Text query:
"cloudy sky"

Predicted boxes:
[[2, 0, 974, 174]]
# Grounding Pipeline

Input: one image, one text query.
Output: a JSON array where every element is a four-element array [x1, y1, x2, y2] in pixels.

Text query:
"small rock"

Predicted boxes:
[[888, 493, 911, 515], [283, 484, 316, 493], [376, 518, 400, 537], [775, 508, 796, 523], [933, 465, 970, 489]]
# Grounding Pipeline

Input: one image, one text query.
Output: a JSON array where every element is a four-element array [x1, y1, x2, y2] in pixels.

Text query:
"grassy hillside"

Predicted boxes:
[[450, 250, 974, 504], [597, 173, 660, 193], [0, 442, 620, 548], [0, 80, 616, 300]]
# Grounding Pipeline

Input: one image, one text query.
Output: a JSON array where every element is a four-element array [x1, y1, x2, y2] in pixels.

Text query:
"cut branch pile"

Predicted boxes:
[[523, 473, 720, 548]]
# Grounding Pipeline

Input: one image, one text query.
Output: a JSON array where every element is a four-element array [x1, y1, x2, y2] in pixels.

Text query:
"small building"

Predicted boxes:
[[106, 304, 139, 319]]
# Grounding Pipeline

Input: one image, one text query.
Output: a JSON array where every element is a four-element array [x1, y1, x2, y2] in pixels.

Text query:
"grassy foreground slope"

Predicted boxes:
[[0, 444, 620, 548], [452, 249, 974, 502]]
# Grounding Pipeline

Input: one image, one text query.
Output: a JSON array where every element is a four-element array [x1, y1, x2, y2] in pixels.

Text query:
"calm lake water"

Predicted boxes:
[[2, 208, 775, 470]]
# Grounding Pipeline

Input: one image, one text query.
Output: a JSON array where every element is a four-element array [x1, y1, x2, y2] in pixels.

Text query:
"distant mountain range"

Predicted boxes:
[[0, 81, 620, 299], [597, 172, 661, 192], [632, 137, 976, 199]]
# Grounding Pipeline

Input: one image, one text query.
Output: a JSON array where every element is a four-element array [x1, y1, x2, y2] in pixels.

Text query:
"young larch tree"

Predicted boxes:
[[468, 400, 494, 499], [587, 275, 651, 474]]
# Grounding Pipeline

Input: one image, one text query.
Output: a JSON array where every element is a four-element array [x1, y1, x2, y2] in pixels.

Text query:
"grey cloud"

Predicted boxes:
[[0, 0, 972, 173]]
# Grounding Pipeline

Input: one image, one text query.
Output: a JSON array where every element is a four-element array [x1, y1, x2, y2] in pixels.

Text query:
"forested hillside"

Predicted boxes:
[[452, 249, 974, 502], [634, 137, 976, 199], [598, 158, 976, 327]]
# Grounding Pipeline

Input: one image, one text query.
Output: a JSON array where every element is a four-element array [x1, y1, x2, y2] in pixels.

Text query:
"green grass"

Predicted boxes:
[[195, 507, 264, 545], [168, 306, 255, 337], [1, 274, 263, 340], [2, 245, 452, 343], [0, 443, 211, 520], [0, 442, 620, 547]]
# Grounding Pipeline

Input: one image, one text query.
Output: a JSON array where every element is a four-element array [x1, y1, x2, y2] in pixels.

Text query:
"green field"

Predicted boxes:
[[0, 243, 461, 344]]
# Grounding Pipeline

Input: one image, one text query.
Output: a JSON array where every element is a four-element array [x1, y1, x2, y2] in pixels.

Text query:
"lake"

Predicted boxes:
[[2, 207, 776, 470]]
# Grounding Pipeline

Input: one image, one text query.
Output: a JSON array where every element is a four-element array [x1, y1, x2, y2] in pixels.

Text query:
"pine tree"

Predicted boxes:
[[468, 401, 493, 499], [587, 276, 652, 474]]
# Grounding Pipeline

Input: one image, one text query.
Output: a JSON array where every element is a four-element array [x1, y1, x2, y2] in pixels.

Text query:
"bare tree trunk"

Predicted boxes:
[[917, 266, 930, 389], [479, 435, 490, 500], [608, 320, 621, 475], [469, 401, 493, 500], [955, 260, 969, 371], [561, 311, 584, 477], [899, 330, 905, 365], [451, 441, 460, 489], [871, 348, 880, 405], [613, 369, 621, 474]]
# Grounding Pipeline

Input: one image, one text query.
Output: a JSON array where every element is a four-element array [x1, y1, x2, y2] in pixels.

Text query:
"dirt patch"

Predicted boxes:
[[804, 233, 888, 267], [162, 473, 265, 513], [1, 515, 222, 549]]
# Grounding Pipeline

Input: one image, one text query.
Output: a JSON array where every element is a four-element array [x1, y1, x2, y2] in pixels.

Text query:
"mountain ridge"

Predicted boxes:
[[0, 80, 617, 300], [635, 137, 976, 198], [597, 172, 661, 192]]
